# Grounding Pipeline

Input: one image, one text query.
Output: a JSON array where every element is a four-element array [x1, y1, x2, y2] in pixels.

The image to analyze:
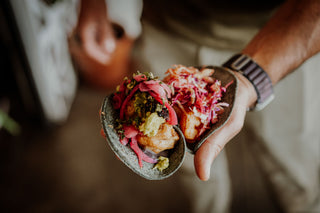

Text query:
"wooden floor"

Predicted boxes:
[[0, 85, 283, 213]]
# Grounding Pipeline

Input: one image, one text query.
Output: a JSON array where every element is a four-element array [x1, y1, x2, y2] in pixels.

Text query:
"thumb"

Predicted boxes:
[[193, 70, 256, 181], [194, 104, 246, 181], [194, 135, 225, 181]]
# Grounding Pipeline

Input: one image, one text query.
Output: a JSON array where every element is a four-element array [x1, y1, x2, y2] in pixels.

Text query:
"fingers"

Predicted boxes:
[[194, 99, 247, 181], [99, 22, 117, 53], [72, 0, 117, 64], [81, 22, 116, 64]]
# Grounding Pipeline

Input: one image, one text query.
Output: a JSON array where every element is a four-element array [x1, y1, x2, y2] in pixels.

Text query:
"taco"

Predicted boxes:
[[111, 72, 179, 171], [163, 65, 233, 143]]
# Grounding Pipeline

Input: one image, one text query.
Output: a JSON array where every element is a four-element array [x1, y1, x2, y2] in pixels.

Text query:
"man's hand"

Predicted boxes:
[[69, 0, 116, 65], [68, 0, 134, 89], [194, 72, 257, 181]]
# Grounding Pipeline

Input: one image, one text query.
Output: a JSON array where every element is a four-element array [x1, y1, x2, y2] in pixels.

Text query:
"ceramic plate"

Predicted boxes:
[[100, 95, 186, 180]]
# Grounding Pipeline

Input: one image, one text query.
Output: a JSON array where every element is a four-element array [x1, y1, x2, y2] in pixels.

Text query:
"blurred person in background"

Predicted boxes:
[[69, 0, 142, 89], [70, 0, 320, 212]]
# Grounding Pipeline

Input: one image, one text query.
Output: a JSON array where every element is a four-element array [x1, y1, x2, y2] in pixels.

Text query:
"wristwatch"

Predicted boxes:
[[222, 54, 274, 111]]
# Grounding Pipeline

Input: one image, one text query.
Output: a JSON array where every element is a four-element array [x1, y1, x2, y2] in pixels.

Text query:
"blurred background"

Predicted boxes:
[[0, 0, 282, 212]]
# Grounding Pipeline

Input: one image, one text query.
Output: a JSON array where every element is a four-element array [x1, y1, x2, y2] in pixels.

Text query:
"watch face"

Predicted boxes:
[[10, 0, 78, 123]]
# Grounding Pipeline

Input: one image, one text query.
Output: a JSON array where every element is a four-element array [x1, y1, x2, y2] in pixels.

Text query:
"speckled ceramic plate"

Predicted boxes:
[[185, 66, 238, 154], [100, 66, 237, 180], [100, 95, 186, 180]]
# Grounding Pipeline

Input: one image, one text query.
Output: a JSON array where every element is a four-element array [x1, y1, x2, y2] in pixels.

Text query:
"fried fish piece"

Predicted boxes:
[[179, 110, 201, 142], [137, 123, 179, 154]]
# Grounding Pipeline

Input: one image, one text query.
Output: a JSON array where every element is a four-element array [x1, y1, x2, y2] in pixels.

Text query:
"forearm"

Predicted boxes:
[[242, 0, 320, 85]]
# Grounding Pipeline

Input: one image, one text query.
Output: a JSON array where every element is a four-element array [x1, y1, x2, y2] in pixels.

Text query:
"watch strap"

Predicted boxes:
[[222, 54, 274, 111]]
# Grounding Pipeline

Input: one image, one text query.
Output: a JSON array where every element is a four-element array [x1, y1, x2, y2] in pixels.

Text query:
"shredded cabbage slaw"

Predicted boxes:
[[164, 65, 233, 139]]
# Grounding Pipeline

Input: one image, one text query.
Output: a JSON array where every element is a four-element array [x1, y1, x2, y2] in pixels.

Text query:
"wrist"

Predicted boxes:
[[241, 50, 278, 85], [233, 72, 257, 109], [222, 54, 274, 111]]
